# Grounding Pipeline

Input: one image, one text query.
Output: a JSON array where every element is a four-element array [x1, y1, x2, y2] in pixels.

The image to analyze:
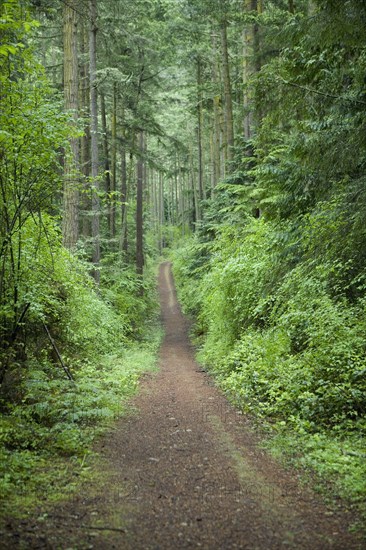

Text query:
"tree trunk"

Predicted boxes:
[[100, 91, 112, 236], [80, 19, 91, 238], [120, 109, 128, 255], [211, 31, 222, 185], [159, 171, 164, 253], [254, 0, 262, 73], [173, 156, 177, 226], [243, 0, 264, 148], [176, 152, 185, 236], [136, 131, 144, 283], [197, 57, 204, 202], [89, 0, 100, 283], [62, 0, 79, 249], [243, 0, 256, 144], [111, 82, 117, 238], [220, 19, 234, 166], [150, 170, 157, 248], [189, 140, 199, 226]]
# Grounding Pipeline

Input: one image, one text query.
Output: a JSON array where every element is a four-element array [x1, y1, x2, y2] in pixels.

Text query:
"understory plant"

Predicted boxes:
[[172, 218, 366, 518]]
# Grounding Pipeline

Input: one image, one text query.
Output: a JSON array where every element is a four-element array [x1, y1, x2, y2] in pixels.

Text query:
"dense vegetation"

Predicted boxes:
[[171, 0, 366, 520], [1, 0, 365, 524], [0, 0, 161, 512]]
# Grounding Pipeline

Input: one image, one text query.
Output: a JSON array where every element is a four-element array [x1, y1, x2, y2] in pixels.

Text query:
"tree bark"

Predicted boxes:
[[111, 82, 117, 238], [89, 0, 100, 283], [211, 31, 222, 185], [80, 19, 91, 238], [136, 131, 144, 283], [174, 157, 178, 226], [189, 139, 199, 226], [100, 91, 112, 235], [62, 0, 79, 249], [243, 0, 256, 144], [197, 57, 204, 203], [159, 171, 164, 253], [120, 109, 128, 255], [220, 18, 234, 166]]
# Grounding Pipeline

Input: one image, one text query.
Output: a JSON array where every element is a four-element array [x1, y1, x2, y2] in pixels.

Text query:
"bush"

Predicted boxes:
[[172, 215, 366, 514]]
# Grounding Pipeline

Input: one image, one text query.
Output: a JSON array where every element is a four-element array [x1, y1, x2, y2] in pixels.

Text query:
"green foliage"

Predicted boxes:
[[216, 277, 366, 429], [0, 0, 39, 67], [0, 321, 161, 510], [173, 212, 366, 513], [0, 10, 73, 369], [170, 235, 211, 319], [3, 0, 366, 526], [201, 220, 275, 352], [254, 1, 366, 238], [0, 230, 161, 511], [0, 81, 69, 305], [0, 5, 162, 516], [99, 253, 158, 338]]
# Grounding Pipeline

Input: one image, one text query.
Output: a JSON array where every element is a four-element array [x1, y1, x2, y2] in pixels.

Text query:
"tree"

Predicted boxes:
[[89, 0, 100, 282], [0, 2, 70, 381], [62, 0, 79, 249], [136, 131, 144, 283], [220, 15, 234, 167]]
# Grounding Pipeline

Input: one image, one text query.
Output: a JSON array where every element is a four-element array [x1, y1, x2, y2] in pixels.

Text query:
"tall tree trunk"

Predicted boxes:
[[254, 0, 262, 73], [120, 109, 128, 255], [176, 152, 185, 236], [288, 0, 295, 13], [220, 18, 234, 166], [100, 91, 112, 236], [243, 0, 256, 144], [243, 0, 263, 217], [243, 0, 263, 148], [63, 0, 79, 249], [189, 139, 199, 225], [211, 31, 222, 185], [136, 131, 144, 283], [159, 171, 164, 253], [111, 82, 117, 238], [174, 155, 179, 225], [80, 19, 91, 238], [209, 131, 215, 193], [197, 57, 204, 203], [89, 0, 100, 283], [150, 170, 157, 248]]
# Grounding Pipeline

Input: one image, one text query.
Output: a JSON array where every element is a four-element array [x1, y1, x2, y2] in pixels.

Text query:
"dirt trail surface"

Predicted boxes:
[[2, 262, 363, 549]]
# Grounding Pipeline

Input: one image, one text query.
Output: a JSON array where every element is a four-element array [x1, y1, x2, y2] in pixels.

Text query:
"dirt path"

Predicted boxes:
[[2, 262, 363, 549]]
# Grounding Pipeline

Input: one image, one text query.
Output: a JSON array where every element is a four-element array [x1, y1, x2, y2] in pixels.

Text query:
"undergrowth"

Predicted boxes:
[[171, 226, 366, 525], [0, 248, 162, 518], [0, 326, 161, 517]]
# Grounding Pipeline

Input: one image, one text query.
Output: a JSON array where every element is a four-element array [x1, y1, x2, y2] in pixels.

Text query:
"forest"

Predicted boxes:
[[1, 0, 366, 534]]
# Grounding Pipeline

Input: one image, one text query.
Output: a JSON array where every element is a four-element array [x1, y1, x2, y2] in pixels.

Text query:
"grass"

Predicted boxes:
[[262, 428, 366, 525]]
